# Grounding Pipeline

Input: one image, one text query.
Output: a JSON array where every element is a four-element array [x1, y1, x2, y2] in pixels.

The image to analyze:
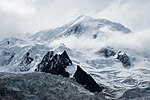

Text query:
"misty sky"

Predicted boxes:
[[0, 0, 150, 39]]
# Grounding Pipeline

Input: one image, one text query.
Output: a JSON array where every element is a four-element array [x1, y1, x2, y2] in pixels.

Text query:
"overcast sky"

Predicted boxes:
[[0, 0, 150, 39]]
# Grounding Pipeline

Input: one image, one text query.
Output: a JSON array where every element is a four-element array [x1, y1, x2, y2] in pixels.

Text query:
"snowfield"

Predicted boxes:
[[0, 15, 150, 99]]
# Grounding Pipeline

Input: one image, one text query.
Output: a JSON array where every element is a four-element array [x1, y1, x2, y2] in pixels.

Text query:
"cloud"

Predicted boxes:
[[0, 0, 37, 39], [97, 0, 150, 32], [0, 0, 113, 40], [50, 27, 150, 57], [0, 0, 36, 16], [0, 0, 149, 40]]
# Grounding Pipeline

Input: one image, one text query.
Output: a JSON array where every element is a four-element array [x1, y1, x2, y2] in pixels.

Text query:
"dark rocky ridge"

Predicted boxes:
[[73, 65, 104, 93], [36, 51, 103, 93], [35, 51, 55, 71], [36, 51, 72, 77], [96, 47, 131, 68]]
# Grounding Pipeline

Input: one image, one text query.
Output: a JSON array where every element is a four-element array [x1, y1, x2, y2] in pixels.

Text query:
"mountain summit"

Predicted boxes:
[[31, 15, 132, 41]]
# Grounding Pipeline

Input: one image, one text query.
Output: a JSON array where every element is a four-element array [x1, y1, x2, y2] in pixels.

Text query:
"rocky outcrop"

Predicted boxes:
[[73, 65, 104, 93], [93, 34, 97, 39], [36, 51, 104, 93], [117, 51, 131, 67], [36, 51, 72, 77], [20, 52, 34, 66], [19, 52, 34, 71], [97, 47, 116, 58], [35, 51, 55, 71]]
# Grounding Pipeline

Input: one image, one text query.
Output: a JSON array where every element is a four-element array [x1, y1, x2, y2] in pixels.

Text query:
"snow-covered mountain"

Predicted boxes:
[[30, 15, 131, 42], [0, 15, 150, 99]]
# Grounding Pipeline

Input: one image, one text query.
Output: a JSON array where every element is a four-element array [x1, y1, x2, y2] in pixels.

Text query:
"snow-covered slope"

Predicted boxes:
[[0, 15, 150, 99], [0, 37, 51, 72], [30, 15, 132, 42]]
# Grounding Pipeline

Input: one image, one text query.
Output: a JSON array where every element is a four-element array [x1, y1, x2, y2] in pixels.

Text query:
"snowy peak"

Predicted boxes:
[[68, 15, 132, 34], [72, 15, 94, 24], [52, 43, 73, 54], [31, 15, 132, 41]]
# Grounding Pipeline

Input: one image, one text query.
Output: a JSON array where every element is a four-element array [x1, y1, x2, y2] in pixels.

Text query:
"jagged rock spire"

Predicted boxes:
[[36, 50, 72, 77], [73, 65, 103, 93]]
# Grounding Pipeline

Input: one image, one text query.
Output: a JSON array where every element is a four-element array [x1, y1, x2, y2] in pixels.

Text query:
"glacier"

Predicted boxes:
[[0, 15, 150, 100]]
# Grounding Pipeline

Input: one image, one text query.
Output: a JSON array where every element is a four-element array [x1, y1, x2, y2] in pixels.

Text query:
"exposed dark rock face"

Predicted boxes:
[[65, 24, 83, 36], [19, 52, 34, 71], [97, 48, 116, 58], [93, 34, 97, 39], [73, 65, 103, 93], [117, 51, 131, 67], [60, 51, 72, 67], [36, 51, 72, 77], [36, 51, 55, 71], [36, 51, 104, 92], [20, 52, 34, 66]]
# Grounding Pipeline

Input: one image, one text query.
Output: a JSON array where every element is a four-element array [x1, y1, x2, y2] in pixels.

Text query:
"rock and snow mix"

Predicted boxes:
[[0, 15, 150, 99]]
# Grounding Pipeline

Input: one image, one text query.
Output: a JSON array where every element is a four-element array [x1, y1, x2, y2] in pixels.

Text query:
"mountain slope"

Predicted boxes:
[[30, 15, 132, 42], [0, 15, 150, 99]]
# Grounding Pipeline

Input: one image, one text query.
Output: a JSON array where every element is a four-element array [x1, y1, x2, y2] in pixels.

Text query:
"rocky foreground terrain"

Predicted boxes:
[[0, 72, 150, 100], [0, 72, 106, 100]]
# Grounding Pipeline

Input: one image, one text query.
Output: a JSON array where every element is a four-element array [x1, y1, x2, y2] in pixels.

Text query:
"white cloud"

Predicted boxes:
[[0, 0, 36, 16], [0, 0, 149, 40], [97, 0, 150, 32], [50, 27, 150, 56]]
